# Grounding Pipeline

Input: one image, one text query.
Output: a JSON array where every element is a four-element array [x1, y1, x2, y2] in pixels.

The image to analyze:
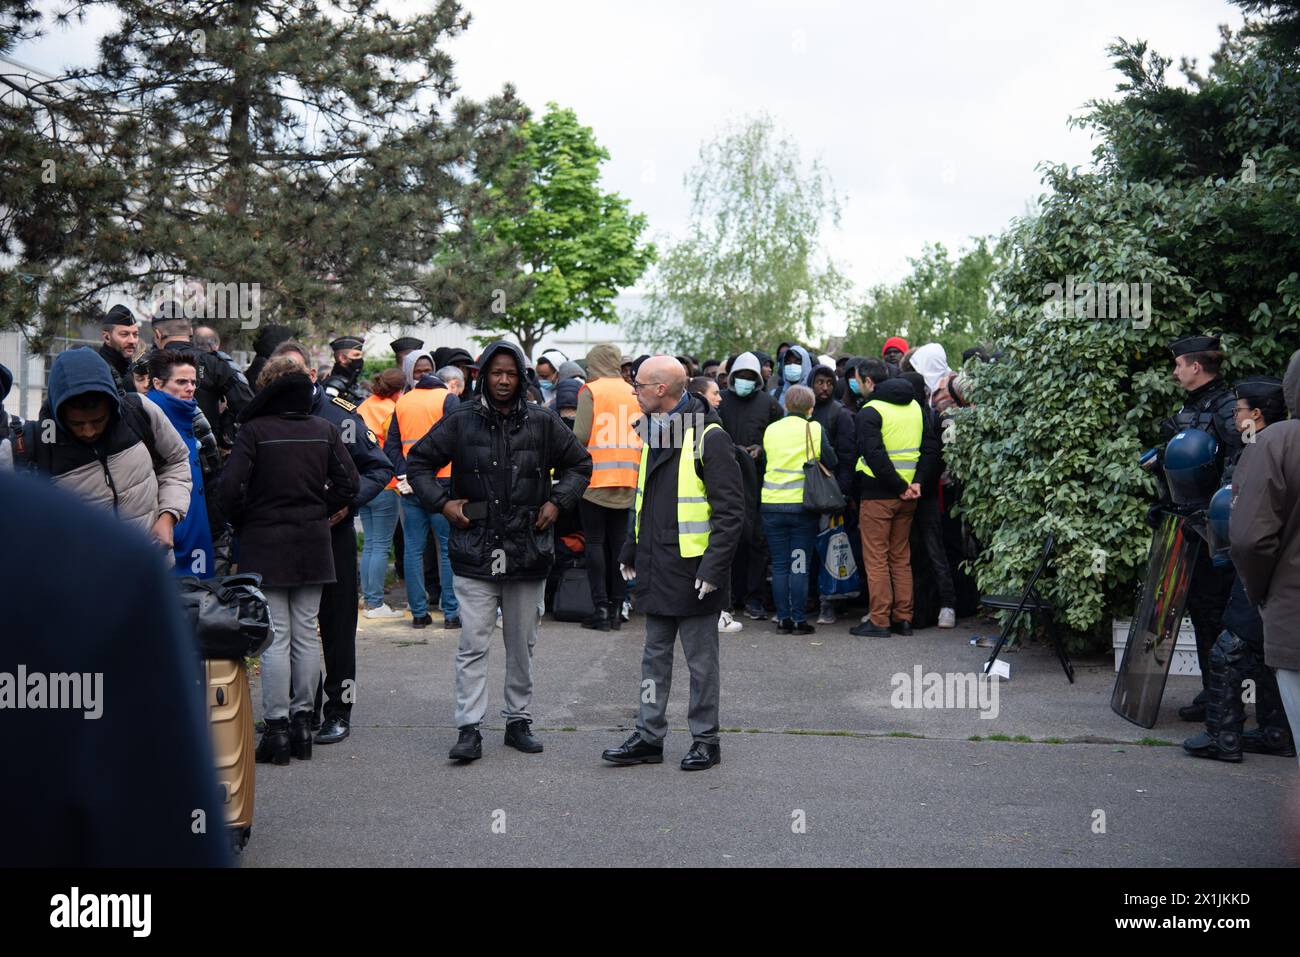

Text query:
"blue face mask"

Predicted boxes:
[[783, 364, 802, 384], [732, 378, 757, 397], [849, 378, 862, 395], [540, 379, 555, 392]]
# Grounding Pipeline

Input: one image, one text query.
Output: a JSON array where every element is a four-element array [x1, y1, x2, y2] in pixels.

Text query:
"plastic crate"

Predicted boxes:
[[1112, 618, 1200, 676]]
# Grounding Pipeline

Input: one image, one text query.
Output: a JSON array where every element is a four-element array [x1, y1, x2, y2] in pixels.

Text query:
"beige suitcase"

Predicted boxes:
[[205, 658, 255, 853]]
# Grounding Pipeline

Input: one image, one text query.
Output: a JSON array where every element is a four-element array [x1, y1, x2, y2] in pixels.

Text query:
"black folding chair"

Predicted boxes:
[[980, 533, 1074, 683]]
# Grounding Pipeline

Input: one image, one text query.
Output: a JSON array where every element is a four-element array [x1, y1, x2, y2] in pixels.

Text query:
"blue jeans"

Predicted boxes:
[[761, 508, 818, 624], [401, 494, 458, 619], [358, 488, 399, 608]]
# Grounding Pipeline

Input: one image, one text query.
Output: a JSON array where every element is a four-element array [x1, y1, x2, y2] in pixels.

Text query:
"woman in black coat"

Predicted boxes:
[[220, 359, 359, 764]]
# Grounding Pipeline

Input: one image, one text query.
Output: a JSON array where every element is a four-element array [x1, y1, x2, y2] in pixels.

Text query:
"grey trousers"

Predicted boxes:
[[452, 575, 546, 728], [1274, 668, 1300, 770], [262, 584, 323, 721], [638, 612, 720, 746]]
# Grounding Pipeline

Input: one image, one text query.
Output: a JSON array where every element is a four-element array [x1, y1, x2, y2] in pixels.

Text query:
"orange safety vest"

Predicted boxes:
[[583, 376, 641, 489], [394, 387, 452, 479], [358, 394, 400, 490]]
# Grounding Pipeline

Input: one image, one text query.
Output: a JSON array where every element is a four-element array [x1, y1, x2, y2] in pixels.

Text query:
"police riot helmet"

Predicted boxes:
[[1206, 485, 1233, 567], [1164, 429, 1220, 506]]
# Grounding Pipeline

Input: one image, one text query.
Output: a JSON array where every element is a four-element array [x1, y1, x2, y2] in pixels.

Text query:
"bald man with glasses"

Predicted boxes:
[[602, 356, 745, 771]]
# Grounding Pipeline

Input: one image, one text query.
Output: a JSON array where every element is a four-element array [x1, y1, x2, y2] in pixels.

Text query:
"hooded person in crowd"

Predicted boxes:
[[907, 342, 952, 396], [271, 340, 395, 744], [808, 363, 858, 625], [405, 340, 592, 763], [1229, 350, 1300, 769], [719, 351, 783, 621], [97, 304, 140, 397], [18, 348, 191, 555], [753, 350, 774, 388], [574, 343, 641, 632], [602, 355, 744, 771], [554, 376, 583, 426], [220, 357, 360, 765], [386, 350, 460, 630], [144, 349, 215, 578], [535, 350, 567, 408], [433, 346, 479, 394], [770, 345, 814, 410], [246, 324, 294, 392]]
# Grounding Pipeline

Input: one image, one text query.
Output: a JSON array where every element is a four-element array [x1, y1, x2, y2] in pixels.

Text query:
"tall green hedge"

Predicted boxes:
[[948, 31, 1300, 650]]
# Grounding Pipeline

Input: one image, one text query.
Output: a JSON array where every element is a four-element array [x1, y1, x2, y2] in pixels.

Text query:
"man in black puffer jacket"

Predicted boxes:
[[406, 341, 592, 763]]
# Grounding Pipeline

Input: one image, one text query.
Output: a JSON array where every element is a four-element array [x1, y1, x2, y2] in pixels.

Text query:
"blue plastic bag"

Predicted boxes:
[[817, 515, 861, 599]]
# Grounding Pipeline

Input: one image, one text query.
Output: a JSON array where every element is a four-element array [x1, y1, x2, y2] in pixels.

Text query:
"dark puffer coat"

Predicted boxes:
[[405, 341, 592, 581]]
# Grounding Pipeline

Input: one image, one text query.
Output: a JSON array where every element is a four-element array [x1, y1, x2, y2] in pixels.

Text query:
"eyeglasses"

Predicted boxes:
[[631, 380, 661, 392]]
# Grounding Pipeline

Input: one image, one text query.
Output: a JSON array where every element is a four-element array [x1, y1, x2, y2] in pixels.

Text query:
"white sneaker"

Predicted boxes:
[[938, 607, 956, 629], [620, 600, 631, 622], [363, 604, 405, 620], [717, 610, 743, 633], [495, 607, 503, 629]]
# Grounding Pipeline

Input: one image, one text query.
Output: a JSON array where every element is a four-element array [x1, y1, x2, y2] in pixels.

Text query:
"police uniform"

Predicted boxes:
[[97, 305, 138, 397], [1161, 335, 1240, 716], [308, 385, 395, 742], [321, 335, 368, 406], [1184, 376, 1295, 761], [391, 336, 424, 369]]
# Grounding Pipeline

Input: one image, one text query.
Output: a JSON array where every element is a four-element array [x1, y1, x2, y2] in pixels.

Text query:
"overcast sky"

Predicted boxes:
[[12, 0, 1244, 331]]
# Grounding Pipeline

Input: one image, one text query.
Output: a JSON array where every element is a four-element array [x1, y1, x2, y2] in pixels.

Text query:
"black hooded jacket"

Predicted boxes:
[[853, 377, 939, 500], [405, 341, 592, 581]]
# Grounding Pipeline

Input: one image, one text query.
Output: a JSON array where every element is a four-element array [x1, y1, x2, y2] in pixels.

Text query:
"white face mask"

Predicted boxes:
[[783, 364, 802, 383], [732, 378, 757, 397]]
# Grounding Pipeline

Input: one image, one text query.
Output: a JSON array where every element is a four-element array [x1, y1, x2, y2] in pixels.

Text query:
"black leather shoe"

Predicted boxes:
[[793, 621, 816, 635], [315, 714, 350, 744], [255, 718, 291, 765], [602, 732, 664, 765], [1178, 701, 1207, 722], [289, 711, 313, 760], [504, 718, 543, 753], [449, 724, 482, 762], [581, 603, 612, 632], [851, 621, 891, 638], [1183, 730, 1243, 763], [891, 620, 913, 636], [1242, 726, 1297, 757], [609, 602, 623, 631], [412, 614, 433, 629], [680, 740, 721, 771], [443, 617, 462, 630], [776, 618, 794, 634]]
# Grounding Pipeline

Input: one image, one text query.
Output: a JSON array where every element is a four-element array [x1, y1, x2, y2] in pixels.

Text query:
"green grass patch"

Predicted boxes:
[[886, 731, 926, 739], [1134, 737, 1175, 747], [968, 735, 982, 742]]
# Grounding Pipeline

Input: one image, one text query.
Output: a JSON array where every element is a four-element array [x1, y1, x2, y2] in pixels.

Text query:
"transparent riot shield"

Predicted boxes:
[[1110, 510, 1202, 728]]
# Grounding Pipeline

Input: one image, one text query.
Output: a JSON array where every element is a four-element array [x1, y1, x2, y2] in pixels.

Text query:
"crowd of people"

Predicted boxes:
[[1, 305, 1297, 776]]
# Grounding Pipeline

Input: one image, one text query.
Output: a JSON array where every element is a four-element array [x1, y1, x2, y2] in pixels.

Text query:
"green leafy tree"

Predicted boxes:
[[630, 113, 848, 359], [1, 0, 529, 347], [843, 239, 998, 360], [464, 103, 654, 359], [949, 20, 1300, 650]]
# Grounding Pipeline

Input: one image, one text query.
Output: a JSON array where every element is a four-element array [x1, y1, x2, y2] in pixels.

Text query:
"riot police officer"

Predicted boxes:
[[391, 336, 424, 371], [1184, 376, 1294, 761], [97, 304, 140, 397], [321, 336, 368, 405], [1160, 334, 1243, 721]]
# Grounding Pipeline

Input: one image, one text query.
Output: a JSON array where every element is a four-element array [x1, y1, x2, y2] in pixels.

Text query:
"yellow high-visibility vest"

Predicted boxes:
[[634, 421, 722, 558], [856, 399, 922, 484], [761, 414, 821, 505]]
